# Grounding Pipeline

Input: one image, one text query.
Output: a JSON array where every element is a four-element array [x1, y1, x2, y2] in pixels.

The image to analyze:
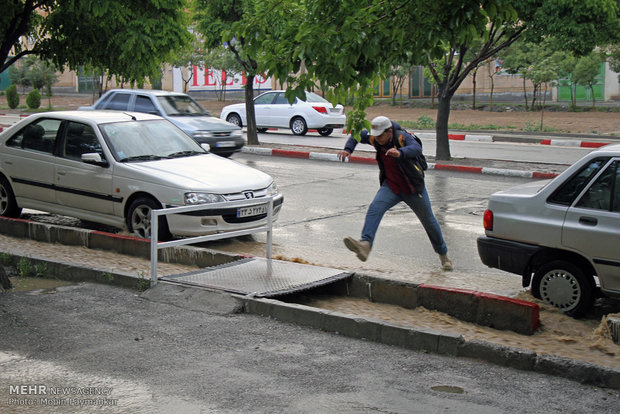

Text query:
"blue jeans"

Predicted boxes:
[[361, 183, 448, 255]]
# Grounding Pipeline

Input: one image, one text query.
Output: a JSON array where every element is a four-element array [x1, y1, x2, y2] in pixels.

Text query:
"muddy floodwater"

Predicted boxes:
[[297, 294, 620, 370]]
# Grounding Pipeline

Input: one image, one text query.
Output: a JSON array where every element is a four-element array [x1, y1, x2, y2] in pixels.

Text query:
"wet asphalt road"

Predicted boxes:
[[1, 283, 619, 413], [205, 153, 533, 296]]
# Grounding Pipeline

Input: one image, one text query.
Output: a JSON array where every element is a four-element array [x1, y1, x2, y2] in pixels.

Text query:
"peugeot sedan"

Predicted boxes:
[[80, 89, 244, 157], [220, 90, 346, 136], [0, 111, 283, 241]]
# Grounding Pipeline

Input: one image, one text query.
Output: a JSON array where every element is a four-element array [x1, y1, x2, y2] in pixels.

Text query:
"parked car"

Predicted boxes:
[[477, 144, 620, 317], [0, 111, 283, 241], [220, 90, 346, 136], [79, 89, 244, 157]]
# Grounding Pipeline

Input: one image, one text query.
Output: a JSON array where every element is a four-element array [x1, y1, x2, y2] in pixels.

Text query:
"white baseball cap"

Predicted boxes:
[[370, 116, 392, 137]]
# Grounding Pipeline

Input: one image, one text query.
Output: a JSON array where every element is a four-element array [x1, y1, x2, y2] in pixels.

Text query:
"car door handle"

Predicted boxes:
[[579, 216, 598, 226], [57, 171, 66, 176]]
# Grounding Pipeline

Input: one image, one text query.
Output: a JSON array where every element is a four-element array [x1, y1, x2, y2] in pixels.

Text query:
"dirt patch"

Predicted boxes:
[[2, 94, 619, 136]]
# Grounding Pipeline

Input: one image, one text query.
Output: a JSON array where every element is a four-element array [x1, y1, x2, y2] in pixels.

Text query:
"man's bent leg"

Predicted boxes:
[[360, 183, 401, 244]]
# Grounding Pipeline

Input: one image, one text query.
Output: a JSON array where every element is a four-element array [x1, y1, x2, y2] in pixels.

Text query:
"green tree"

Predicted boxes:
[[573, 53, 604, 108], [260, 0, 620, 160], [26, 88, 41, 109], [8, 59, 31, 93], [27, 58, 59, 107], [607, 43, 620, 82], [194, 0, 303, 145], [388, 65, 410, 106], [203, 46, 244, 101], [1, 1, 191, 85], [170, 33, 205, 93], [6, 84, 19, 109]]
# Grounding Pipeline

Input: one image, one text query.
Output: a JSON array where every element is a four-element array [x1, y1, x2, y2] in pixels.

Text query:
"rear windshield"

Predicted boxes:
[[548, 157, 609, 205], [157, 95, 209, 116]]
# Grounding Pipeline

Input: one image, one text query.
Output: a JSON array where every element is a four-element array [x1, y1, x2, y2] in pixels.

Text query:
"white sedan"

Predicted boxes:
[[220, 90, 346, 136], [0, 111, 283, 241]]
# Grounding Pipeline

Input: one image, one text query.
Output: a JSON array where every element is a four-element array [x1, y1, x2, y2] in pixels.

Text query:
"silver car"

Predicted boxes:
[[80, 89, 244, 157], [0, 111, 282, 240], [477, 144, 620, 316]]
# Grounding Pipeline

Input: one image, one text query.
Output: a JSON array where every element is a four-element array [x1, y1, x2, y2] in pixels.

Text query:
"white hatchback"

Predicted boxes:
[[220, 90, 346, 136], [0, 111, 283, 240]]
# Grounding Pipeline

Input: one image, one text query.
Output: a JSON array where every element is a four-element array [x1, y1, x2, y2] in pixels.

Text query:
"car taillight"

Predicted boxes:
[[483, 209, 493, 231], [312, 106, 328, 114]]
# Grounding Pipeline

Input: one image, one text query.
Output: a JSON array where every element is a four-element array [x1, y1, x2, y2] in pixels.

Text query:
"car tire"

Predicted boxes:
[[290, 117, 308, 136], [317, 128, 333, 136], [0, 175, 22, 218], [126, 197, 172, 241], [226, 113, 242, 128], [532, 260, 595, 317]]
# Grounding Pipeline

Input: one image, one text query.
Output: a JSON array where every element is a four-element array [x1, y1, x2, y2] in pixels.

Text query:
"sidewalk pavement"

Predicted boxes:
[[243, 142, 567, 179]]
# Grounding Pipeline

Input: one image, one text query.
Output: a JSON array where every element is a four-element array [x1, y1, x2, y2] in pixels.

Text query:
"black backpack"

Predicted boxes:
[[393, 129, 428, 171]]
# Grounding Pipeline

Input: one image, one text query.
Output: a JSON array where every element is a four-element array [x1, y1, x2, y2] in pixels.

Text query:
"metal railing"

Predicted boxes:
[[149, 196, 276, 287]]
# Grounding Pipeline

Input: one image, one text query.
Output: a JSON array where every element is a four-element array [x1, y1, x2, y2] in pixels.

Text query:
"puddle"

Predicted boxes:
[[297, 294, 620, 369], [7, 277, 76, 294], [431, 385, 465, 394]]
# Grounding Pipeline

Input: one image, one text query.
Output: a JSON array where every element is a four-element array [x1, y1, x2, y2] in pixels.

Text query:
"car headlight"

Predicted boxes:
[[193, 131, 213, 138], [266, 182, 279, 197], [231, 130, 242, 138], [184, 192, 226, 205]]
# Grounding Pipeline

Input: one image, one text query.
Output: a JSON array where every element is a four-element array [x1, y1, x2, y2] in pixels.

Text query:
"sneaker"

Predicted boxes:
[[343, 237, 371, 262], [439, 254, 453, 271]]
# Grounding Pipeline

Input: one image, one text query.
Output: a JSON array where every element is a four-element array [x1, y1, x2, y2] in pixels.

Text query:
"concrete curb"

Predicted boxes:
[[244, 297, 620, 389], [242, 146, 560, 179], [1, 216, 618, 389]]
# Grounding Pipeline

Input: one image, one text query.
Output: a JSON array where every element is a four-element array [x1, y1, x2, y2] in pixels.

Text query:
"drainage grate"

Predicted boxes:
[[160, 258, 352, 297]]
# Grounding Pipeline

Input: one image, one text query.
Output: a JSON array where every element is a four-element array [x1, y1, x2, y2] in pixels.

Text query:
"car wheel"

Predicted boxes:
[[317, 128, 333, 136], [226, 113, 242, 128], [532, 260, 595, 317], [290, 117, 308, 136], [126, 197, 172, 241], [0, 175, 22, 218], [257, 128, 268, 133]]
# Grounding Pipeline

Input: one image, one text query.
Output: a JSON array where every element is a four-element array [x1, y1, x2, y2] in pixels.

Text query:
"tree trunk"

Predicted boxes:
[[245, 74, 259, 145], [541, 83, 547, 130], [521, 76, 528, 111], [435, 92, 452, 160], [472, 69, 477, 110]]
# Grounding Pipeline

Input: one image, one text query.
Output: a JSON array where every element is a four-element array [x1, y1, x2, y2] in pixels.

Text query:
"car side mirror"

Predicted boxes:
[[82, 153, 109, 167], [201, 143, 210, 152]]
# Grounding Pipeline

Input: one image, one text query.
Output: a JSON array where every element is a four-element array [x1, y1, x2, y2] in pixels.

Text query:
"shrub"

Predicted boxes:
[[6, 84, 19, 109], [26, 89, 41, 109]]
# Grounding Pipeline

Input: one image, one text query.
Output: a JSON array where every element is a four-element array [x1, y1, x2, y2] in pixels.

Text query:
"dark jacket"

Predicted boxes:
[[343, 121, 425, 194]]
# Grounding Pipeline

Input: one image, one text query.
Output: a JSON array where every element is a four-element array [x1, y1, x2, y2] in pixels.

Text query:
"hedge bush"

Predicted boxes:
[[6, 84, 19, 109], [26, 89, 41, 109]]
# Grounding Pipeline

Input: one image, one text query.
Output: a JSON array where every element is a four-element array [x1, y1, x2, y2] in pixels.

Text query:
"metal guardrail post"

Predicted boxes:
[[150, 215, 159, 287], [149, 196, 277, 286]]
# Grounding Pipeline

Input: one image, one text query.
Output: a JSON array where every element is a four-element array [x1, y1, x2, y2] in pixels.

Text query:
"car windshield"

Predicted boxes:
[[156, 95, 209, 116], [100, 119, 206, 162]]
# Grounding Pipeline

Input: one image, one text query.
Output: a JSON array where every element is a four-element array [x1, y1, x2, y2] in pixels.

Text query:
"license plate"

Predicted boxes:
[[216, 141, 236, 148], [236, 205, 267, 218], [329, 108, 340, 113]]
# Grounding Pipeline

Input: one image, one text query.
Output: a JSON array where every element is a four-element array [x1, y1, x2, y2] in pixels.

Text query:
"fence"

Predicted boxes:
[[149, 197, 276, 287]]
